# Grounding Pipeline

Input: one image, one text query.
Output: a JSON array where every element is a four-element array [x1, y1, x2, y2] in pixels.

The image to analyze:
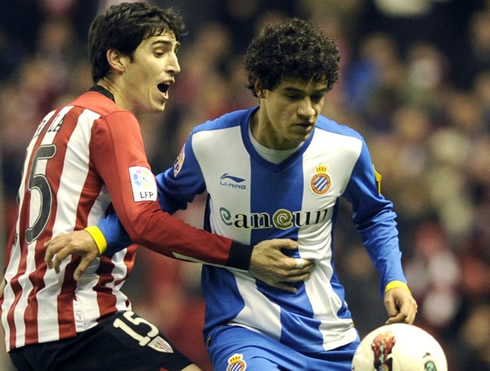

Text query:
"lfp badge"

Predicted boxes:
[[129, 166, 157, 202]]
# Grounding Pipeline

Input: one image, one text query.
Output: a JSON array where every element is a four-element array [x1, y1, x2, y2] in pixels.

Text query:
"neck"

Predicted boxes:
[[97, 79, 131, 111]]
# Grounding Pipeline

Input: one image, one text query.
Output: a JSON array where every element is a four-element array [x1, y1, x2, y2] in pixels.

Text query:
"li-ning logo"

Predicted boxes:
[[311, 164, 331, 195], [226, 353, 247, 371], [220, 173, 247, 190]]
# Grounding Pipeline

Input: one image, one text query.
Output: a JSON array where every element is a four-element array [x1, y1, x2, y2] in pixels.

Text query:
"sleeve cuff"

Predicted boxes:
[[226, 241, 253, 270], [85, 226, 108, 255], [385, 280, 411, 295]]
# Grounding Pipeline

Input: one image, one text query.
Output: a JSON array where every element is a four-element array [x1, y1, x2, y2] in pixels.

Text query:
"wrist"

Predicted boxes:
[[84, 226, 108, 255], [385, 280, 411, 295]]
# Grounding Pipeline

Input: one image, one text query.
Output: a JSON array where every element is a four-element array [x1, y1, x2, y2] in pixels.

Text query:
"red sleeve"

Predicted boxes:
[[89, 111, 252, 270]]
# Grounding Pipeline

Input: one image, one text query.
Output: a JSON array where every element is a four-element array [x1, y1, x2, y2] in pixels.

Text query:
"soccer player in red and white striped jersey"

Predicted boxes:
[[0, 3, 310, 370]]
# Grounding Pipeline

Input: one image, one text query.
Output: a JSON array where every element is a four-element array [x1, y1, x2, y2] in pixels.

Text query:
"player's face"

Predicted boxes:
[[121, 31, 180, 113], [256, 78, 328, 149]]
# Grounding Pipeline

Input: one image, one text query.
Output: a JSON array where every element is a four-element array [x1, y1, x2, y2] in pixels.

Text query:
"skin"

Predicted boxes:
[[252, 78, 328, 150], [44, 32, 314, 296], [97, 31, 181, 113]]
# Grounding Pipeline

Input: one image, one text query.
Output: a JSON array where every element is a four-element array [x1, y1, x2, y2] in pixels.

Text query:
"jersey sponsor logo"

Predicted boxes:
[[219, 173, 247, 190], [173, 143, 185, 177], [129, 166, 157, 202], [220, 207, 330, 230], [226, 353, 247, 371], [311, 164, 331, 195]]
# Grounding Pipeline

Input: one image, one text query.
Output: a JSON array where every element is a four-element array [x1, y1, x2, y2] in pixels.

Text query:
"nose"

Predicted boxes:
[[297, 98, 316, 118], [166, 52, 181, 75]]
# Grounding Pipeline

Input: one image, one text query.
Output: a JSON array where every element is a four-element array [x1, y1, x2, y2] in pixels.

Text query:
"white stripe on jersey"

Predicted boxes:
[[194, 127, 252, 245]]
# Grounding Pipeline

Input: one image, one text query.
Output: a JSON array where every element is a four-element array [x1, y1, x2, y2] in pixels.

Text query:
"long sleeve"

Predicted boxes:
[[90, 111, 252, 270], [342, 139, 407, 294]]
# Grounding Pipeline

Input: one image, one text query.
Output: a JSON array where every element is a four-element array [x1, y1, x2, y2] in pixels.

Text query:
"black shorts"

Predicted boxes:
[[9, 311, 194, 371]]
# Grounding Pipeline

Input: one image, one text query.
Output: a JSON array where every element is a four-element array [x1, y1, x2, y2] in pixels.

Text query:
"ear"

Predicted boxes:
[[106, 48, 129, 73], [254, 81, 264, 98]]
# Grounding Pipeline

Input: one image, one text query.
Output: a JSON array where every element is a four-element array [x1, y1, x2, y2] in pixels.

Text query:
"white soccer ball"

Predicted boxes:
[[352, 323, 448, 371]]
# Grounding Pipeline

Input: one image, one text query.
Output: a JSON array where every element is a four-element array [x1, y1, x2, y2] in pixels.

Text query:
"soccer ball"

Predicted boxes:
[[352, 323, 447, 371]]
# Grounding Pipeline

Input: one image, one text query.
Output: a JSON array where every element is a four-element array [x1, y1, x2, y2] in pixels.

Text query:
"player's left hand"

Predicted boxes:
[[384, 287, 418, 325], [44, 230, 99, 281]]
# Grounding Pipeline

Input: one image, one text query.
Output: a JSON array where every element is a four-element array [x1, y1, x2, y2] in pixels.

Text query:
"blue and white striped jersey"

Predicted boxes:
[[156, 107, 406, 353], [99, 106, 407, 354]]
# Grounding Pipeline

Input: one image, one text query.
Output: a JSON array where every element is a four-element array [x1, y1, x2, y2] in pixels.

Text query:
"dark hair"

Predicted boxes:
[[244, 18, 340, 96], [88, 2, 185, 83]]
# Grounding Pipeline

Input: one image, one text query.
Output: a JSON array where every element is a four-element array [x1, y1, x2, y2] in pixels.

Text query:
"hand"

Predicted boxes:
[[248, 239, 314, 293], [384, 287, 418, 325], [44, 230, 100, 281]]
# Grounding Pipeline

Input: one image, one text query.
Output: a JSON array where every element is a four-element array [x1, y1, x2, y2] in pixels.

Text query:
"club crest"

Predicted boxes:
[[311, 164, 331, 195], [226, 353, 247, 371]]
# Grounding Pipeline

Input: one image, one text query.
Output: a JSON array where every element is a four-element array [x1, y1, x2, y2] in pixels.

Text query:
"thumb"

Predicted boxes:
[[384, 292, 398, 317]]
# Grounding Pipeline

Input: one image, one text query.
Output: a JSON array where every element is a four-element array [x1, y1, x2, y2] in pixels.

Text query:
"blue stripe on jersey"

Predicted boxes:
[[248, 147, 326, 347]]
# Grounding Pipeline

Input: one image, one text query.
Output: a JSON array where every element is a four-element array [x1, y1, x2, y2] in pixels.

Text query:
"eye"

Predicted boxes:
[[286, 94, 301, 101]]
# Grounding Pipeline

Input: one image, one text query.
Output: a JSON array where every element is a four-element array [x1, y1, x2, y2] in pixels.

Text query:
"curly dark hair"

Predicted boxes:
[[244, 18, 340, 96], [88, 2, 186, 83]]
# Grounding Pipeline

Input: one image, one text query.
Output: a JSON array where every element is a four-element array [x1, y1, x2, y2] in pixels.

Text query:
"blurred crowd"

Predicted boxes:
[[1, 0, 489, 370]]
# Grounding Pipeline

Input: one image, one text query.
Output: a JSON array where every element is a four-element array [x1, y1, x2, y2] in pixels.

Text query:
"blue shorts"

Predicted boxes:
[[207, 325, 359, 370]]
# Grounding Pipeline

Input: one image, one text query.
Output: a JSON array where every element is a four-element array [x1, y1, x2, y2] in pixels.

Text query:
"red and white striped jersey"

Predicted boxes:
[[0, 88, 251, 351]]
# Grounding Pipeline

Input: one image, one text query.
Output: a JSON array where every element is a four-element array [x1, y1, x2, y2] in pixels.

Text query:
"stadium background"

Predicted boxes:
[[0, 0, 488, 370]]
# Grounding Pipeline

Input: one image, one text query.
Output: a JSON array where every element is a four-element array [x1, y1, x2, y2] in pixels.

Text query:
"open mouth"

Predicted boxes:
[[157, 83, 170, 93]]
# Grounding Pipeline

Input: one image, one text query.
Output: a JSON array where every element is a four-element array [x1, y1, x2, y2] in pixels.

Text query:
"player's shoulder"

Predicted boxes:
[[191, 109, 251, 135], [69, 91, 135, 122], [315, 115, 364, 141]]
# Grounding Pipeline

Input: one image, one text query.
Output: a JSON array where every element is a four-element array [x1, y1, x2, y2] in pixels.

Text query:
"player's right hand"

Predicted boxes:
[[248, 239, 314, 293], [45, 230, 99, 281]]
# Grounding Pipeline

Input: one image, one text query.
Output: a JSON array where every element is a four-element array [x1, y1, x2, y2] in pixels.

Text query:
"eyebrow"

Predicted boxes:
[[151, 39, 181, 49], [282, 87, 328, 94]]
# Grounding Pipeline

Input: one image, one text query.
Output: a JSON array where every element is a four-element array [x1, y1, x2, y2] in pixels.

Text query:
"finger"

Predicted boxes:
[[52, 248, 74, 274], [282, 272, 312, 283], [44, 240, 66, 267], [52, 255, 62, 274], [274, 239, 299, 250], [384, 297, 398, 318], [45, 247, 54, 269], [295, 258, 305, 269], [385, 312, 407, 324]]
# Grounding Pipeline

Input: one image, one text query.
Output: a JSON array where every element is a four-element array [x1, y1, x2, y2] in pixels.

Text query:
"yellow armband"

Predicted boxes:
[[385, 280, 411, 295], [84, 226, 108, 255]]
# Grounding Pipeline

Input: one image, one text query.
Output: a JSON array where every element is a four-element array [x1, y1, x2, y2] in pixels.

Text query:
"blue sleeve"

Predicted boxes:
[[97, 212, 133, 255], [98, 133, 206, 255], [343, 139, 407, 296], [155, 133, 207, 213]]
